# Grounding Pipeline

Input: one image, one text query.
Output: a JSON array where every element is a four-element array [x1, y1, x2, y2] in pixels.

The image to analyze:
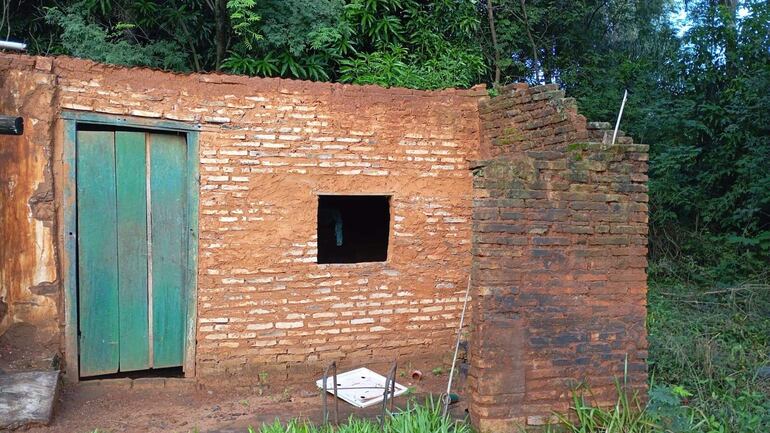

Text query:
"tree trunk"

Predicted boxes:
[[718, 0, 739, 75], [215, 0, 228, 71], [486, 0, 501, 86], [520, 0, 540, 83]]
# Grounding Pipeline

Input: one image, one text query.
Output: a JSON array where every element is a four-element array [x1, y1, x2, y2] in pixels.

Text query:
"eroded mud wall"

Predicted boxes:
[[0, 56, 59, 351]]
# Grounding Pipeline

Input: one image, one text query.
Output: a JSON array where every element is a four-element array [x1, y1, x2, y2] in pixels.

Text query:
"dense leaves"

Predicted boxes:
[[3, 0, 767, 287], [3, 0, 767, 288]]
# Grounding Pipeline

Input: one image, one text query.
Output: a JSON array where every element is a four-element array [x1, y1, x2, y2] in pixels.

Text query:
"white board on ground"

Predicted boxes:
[[315, 367, 408, 408]]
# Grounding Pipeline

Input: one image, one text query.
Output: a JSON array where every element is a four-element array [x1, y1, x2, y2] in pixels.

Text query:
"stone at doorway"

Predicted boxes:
[[0, 370, 60, 429]]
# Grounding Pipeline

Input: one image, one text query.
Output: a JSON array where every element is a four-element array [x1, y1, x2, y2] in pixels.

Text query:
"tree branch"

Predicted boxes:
[[519, 0, 540, 83], [486, 0, 501, 86]]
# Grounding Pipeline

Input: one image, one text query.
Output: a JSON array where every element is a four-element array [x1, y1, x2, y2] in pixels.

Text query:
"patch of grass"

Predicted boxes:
[[248, 397, 469, 433], [546, 279, 769, 433], [546, 382, 704, 433], [647, 281, 770, 432]]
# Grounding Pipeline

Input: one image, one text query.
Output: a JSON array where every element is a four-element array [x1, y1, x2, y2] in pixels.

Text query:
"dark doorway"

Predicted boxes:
[[317, 195, 390, 264]]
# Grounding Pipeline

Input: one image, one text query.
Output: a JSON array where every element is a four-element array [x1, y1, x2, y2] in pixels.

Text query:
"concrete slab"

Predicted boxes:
[[0, 370, 59, 429]]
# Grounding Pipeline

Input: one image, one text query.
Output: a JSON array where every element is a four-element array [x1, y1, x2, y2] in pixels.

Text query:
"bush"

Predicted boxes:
[[45, 6, 187, 71]]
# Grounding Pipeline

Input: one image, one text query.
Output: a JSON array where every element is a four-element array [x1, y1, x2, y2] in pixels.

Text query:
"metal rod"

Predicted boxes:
[[389, 363, 396, 413], [442, 275, 472, 418], [321, 361, 339, 425], [381, 361, 397, 432], [332, 362, 339, 425], [381, 373, 390, 431], [611, 89, 628, 146], [322, 363, 330, 425]]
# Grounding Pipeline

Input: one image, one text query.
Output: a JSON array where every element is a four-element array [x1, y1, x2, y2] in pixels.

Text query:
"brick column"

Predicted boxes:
[[468, 84, 649, 431]]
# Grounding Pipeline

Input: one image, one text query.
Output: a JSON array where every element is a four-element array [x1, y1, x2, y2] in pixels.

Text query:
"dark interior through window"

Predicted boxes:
[[317, 195, 390, 264]]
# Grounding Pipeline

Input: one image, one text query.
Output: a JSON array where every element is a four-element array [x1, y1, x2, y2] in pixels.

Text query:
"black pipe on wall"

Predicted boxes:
[[0, 115, 23, 135]]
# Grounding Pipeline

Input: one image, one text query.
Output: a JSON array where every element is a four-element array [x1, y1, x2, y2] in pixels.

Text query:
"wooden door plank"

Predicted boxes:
[[115, 131, 150, 372], [77, 130, 119, 377], [183, 130, 200, 377], [149, 133, 187, 368]]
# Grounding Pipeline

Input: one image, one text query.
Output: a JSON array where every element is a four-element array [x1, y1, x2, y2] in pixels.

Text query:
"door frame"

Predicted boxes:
[[61, 111, 200, 381]]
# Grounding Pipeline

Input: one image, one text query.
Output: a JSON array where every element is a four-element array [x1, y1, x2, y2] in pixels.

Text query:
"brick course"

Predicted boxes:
[[468, 83, 648, 431]]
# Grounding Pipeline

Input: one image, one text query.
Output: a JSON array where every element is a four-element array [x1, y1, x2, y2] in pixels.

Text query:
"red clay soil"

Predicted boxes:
[[21, 373, 464, 433], [0, 323, 58, 372]]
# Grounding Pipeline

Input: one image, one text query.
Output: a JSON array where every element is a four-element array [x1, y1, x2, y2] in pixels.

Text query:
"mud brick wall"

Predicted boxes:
[[0, 57, 59, 346], [468, 83, 649, 431], [0, 53, 483, 384]]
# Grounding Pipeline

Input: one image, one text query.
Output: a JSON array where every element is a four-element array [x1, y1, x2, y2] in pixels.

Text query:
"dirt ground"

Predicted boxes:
[[0, 324, 58, 373], [16, 372, 466, 433]]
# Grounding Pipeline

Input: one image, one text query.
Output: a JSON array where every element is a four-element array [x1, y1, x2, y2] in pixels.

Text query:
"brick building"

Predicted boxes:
[[0, 53, 648, 430]]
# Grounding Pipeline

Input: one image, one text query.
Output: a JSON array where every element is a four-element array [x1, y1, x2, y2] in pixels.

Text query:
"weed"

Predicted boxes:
[[248, 398, 469, 433], [648, 281, 770, 432], [546, 382, 705, 433], [545, 278, 770, 433]]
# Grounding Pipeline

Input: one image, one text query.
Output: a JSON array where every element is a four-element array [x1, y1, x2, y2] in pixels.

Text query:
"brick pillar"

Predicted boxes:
[[468, 84, 649, 431]]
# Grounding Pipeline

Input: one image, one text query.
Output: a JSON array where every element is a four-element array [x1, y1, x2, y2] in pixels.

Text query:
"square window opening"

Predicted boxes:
[[317, 195, 390, 264]]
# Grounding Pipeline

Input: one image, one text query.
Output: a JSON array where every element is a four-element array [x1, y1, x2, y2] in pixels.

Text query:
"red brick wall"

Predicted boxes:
[[468, 83, 649, 431], [0, 53, 484, 385], [1, 55, 650, 422]]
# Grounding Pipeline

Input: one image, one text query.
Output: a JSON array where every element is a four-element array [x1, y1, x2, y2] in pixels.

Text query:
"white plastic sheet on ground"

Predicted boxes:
[[315, 367, 408, 408]]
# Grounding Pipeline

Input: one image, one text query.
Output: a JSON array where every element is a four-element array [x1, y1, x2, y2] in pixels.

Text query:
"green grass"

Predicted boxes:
[[546, 280, 770, 433], [647, 281, 770, 432], [249, 397, 469, 433], [545, 384, 697, 433]]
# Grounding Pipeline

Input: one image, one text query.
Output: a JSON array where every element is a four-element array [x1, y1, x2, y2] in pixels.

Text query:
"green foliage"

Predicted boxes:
[[648, 282, 770, 432], [256, 0, 343, 56], [44, 5, 187, 70], [547, 384, 687, 433], [429, 366, 444, 376], [336, 0, 485, 89], [248, 398, 469, 433], [222, 0, 343, 79], [338, 44, 485, 90], [227, 0, 262, 50], [222, 0, 486, 88], [387, 398, 470, 433]]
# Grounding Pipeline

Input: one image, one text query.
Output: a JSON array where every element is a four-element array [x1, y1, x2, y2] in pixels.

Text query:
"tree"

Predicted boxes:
[[4, 0, 768, 282]]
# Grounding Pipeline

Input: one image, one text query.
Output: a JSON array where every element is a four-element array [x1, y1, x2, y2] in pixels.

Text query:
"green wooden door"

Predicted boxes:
[[77, 129, 188, 377]]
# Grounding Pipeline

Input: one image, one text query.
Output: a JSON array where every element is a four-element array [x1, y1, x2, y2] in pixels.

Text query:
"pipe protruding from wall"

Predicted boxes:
[[0, 116, 24, 135], [0, 40, 27, 51]]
